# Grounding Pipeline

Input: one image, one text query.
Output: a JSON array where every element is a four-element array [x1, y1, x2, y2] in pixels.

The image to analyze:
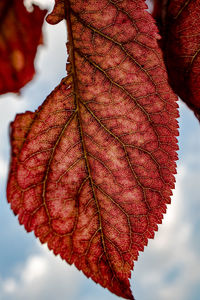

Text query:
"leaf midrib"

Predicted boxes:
[[65, 0, 112, 275]]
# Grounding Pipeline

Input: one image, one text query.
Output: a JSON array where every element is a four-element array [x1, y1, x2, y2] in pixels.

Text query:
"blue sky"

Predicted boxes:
[[0, 1, 200, 299]]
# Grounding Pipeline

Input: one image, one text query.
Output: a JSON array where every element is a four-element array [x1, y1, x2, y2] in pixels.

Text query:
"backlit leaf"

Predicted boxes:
[[153, 0, 200, 120], [7, 1, 179, 299], [0, 0, 47, 94]]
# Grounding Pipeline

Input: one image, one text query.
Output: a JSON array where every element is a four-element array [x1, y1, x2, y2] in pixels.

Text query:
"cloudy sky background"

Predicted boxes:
[[0, 1, 200, 299]]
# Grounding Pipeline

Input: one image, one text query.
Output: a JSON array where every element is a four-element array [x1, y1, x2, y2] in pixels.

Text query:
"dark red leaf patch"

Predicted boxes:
[[0, 0, 47, 95], [7, 1, 179, 299], [154, 0, 200, 120]]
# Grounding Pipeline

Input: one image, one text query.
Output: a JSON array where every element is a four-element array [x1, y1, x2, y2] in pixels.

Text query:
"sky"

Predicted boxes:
[[0, 1, 200, 300]]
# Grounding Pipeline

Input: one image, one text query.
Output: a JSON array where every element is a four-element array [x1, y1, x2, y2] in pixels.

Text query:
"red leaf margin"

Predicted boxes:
[[0, 0, 47, 95], [7, 0, 179, 299]]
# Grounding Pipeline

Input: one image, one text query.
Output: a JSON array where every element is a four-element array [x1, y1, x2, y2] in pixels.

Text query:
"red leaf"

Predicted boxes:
[[0, 0, 47, 95], [153, 0, 200, 120], [7, 1, 179, 299]]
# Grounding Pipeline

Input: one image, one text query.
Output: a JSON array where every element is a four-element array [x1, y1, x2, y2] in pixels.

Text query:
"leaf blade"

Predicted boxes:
[[7, 0, 179, 299]]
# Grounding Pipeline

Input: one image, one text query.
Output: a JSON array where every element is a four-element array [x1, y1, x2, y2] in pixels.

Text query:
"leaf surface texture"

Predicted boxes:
[[7, 0, 179, 298]]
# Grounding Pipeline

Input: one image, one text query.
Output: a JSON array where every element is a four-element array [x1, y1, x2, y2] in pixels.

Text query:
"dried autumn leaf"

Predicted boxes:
[[7, 0, 179, 299], [0, 0, 47, 95], [153, 0, 200, 120]]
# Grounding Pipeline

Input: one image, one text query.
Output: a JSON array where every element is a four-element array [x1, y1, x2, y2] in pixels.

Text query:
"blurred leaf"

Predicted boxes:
[[153, 0, 200, 120], [0, 0, 47, 95]]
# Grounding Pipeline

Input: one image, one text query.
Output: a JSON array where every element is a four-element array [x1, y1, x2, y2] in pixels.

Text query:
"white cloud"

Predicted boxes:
[[36, 20, 67, 86], [2, 279, 17, 294], [132, 163, 200, 300], [20, 255, 47, 283], [24, 0, 54, 10], [0, 158, 8, 179], [0, 243, 82, 300]]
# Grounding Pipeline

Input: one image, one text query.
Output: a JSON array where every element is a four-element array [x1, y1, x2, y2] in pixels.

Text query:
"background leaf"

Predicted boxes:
[[0, 0, 47, 95], [153, 0, 200, 120]]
